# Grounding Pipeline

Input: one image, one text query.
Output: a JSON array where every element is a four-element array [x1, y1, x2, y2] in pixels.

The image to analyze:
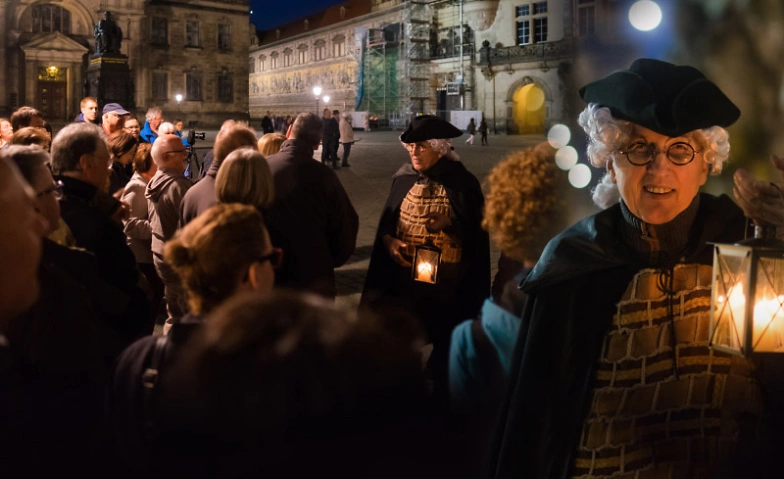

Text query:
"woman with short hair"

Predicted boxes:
[[215, 147, 274, 212], [257, 132, 286, 156]]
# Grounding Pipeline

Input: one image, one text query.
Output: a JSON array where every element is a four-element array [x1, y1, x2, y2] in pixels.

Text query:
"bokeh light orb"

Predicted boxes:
[[568, 164, 592, 189], [547, 124, 571, 149], [555, 146, 579, 170], [629, 0, 662, 31]]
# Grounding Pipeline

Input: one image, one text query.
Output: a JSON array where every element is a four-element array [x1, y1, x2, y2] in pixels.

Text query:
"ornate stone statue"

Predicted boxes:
[[94, 11, 123, 56]]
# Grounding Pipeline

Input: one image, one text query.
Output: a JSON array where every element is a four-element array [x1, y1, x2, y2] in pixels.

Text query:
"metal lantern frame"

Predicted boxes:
[[412, 242, 441, 284]]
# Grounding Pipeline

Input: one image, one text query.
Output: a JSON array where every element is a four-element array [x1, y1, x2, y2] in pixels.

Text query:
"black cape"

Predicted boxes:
[[487, 193, 767, 478]]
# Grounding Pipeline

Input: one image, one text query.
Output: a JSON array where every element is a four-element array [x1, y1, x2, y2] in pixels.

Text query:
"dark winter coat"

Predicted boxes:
[[179, 160, 218, 227], [264, 139, 359, 298]]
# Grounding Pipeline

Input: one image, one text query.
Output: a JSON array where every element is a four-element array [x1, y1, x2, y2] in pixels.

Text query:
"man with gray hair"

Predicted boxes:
[[264, 112, 358, 298], [140, 107, 164, 143]]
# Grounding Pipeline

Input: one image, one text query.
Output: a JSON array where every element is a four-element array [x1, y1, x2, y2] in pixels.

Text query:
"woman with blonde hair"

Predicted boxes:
[[216, 147, 275, 212], [257, 132, 286, 156]]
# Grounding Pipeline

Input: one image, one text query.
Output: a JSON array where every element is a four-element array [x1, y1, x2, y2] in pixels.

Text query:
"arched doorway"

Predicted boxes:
[[512, 83, 545, 134]]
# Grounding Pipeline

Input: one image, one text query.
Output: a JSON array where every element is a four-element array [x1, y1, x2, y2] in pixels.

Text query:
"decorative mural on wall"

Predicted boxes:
[[251, 63, 357, 97]]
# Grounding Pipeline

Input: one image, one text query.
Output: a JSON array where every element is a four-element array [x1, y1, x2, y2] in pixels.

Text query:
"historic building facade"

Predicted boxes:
[[249, 0, 606, 134], [0, 0, 249, 126]]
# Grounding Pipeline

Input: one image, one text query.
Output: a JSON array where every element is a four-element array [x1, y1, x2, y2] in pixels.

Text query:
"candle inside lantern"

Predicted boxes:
[[716, 285, 784, 351], [416, 261, 434, 282]]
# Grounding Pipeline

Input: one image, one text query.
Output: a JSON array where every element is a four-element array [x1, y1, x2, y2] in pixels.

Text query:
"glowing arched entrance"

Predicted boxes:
[[512, 83, 546, 134]]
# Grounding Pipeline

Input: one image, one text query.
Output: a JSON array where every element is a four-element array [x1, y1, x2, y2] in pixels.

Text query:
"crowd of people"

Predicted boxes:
[[3, 57, 784, 478]]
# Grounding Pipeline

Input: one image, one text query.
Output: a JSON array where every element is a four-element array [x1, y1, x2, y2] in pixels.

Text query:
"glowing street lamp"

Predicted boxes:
[[313, 86, 322, 114], [629, 0, 663, 31], [323, 95, 330, 108], [175, 93, 183, 104]]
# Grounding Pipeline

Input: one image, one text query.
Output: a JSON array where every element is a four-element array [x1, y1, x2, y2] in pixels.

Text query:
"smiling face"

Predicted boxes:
[[608, 124, 709, 224], [405, 141, 441, 172], [124, 118, 141, 139], [0, 120, 12, 141]]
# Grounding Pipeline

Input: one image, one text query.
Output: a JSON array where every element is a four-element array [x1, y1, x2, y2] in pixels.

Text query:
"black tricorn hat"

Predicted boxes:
[[400, 115, 463, 143], [579, 58, 740, 137]]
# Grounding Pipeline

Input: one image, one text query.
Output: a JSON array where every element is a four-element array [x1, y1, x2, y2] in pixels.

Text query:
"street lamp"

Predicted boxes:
[[323, 95, 330, 110], [175, 93, 183, 104], [313, 86, 322, 114]]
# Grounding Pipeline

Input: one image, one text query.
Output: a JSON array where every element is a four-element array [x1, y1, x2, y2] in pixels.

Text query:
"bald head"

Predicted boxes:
[[151, 134, 188, 174], [0, 156, 47, 323]]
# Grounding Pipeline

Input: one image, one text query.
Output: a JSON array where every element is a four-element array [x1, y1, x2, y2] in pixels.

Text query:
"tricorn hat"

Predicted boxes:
[[579, 58, 740, 137], [400, 115, 463, 143]]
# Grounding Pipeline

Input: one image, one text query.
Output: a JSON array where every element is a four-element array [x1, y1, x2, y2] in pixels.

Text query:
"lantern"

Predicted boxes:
[[412, 242, 441, 284], [710, 225, 784, 357]]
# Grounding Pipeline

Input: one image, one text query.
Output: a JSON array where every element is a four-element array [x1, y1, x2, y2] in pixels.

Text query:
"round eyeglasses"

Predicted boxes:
[[618, 142, 701, 166], [37, 180, 64, 200]]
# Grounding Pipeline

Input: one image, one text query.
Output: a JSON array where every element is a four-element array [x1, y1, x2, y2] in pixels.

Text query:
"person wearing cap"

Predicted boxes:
[[101, 102, 129, 137], [488, 58, 784, 479], [362, 114, 490, 404]]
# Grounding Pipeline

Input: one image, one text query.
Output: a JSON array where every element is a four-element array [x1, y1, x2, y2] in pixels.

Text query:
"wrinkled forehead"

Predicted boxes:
[[0, 159, 34, 209]]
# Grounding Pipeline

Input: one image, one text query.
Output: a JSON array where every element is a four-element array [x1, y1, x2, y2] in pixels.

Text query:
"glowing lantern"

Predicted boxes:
[[412, 243, 440, 284]]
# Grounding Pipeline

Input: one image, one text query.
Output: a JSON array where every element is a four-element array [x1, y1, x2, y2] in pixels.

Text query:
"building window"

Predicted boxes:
[[218, 24, 231, 51], [516, 1, 548, 45], [152, 72, 168, 100], [332, 35, 345, 57], [283, 48, 292, 67], [217, 72, 233, 103], [298, 44, 308, 64], [32, 4, 71, 34], [151, 17, 167, 46], [259, 55, 266, 71], [249, 58, 255, 74], [270, 52, 278, 69], [186, 70, 202, 100], [186, 21, 200, 47], [314, 40, 326, 61], [577, 0, 596, 36]]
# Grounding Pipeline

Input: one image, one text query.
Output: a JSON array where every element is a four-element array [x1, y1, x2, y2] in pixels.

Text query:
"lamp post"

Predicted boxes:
[[323, 95, 330, 111], [481, 40, 498, 135], [313, 86, 322, 115], [175, 93, 183, 113]]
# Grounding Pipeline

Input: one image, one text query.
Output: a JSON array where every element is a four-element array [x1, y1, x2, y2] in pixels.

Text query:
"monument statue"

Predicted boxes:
[[94, 11, 123, 56]]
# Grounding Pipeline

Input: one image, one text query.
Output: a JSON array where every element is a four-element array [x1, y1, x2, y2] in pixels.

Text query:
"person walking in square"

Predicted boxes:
[[465, 118, 476, 146], [479, 118, 488, 146], [321, 109, 340, 169]]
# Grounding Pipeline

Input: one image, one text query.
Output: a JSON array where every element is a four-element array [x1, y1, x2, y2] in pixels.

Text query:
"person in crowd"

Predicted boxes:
[[257, 132, 286, 156], [465, 118, 476, 146], [261, 110, 274, 134], [121, 143, 163, 318], [173, 119, 191, 147], [179, 120, 257, 225], [339, 113, 355, 167], [0, 117, 12, 148], [362, 114, 490, 405], [321, 108, 340, 169], [157, 121, 175, 136], [146, 134, 192, 334], [51, 122, 152, 354], [124, 116, 142, 141], [140, 107, 164, 143], [284, 115, 294, 138], [75, 96, 98, 124], [264, 112, 358, 298], [10, 106, 44, 132], [479, 118, 488, 146], [488, 58, 784, 479], [10, 126, 51, 150], [101, 103, 128, 137], [107, 131, 138, 194], [111, 203, 278, 475], [215, 147, 274, 213], [449, 145, 566, 418]]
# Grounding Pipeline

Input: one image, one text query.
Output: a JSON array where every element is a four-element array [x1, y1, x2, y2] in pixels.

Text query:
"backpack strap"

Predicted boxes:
[[141, 336, 168, 435]]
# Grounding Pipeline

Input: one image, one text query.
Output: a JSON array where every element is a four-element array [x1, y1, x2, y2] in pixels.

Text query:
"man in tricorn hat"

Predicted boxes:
[[487, 58, 784, 479], [362, 115, 490, 404]]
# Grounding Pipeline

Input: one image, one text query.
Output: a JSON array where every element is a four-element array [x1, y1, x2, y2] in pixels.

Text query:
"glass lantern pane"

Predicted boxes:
[[712, 247, 750, 352], [752, 256, 784, 352]]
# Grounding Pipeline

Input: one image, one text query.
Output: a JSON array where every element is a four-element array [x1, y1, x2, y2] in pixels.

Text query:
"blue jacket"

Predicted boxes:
[[139, 121, 157, 143]]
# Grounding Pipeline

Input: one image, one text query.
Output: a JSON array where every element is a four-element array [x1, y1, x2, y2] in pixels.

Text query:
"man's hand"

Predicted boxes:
[[111, 201, 130, 224], [734, 155, 784, 227], [383, 234, 412, 267], [425, 211, 451, 233]]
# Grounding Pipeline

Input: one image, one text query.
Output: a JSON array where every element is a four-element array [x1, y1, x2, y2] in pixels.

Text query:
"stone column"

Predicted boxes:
[[25, 58, 37, 107], [0, 0, 10, 112]]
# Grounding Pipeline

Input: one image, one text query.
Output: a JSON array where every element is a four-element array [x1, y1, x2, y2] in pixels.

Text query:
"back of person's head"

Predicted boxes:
[[213, 120, 257, 166], [257, 132, 286, 156], [158, 122, 175, 135], [11, 106, 43, 131], [145, 107, 162, 122], [215, 147, 274, 211], [156, 290, 429, 477], [150, 134, 184, 168], [2, 145, 50, 185], [50, 122, 102, 175], [482, 144, 566, 263], [106, 130, 137, 159], [163, 203, 271, 315], [132, 143, 154, 173], [290, 112, 322, 146], [10, 126, 51, 150]]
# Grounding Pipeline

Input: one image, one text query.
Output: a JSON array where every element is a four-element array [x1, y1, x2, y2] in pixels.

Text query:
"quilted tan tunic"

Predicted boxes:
[[572, 264, 762, 478]]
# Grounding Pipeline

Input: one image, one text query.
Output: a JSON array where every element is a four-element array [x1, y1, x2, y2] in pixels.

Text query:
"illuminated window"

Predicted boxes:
[[516, 1, 548, 45], [314, 40, 326, 61], [283, 48, 293, 67], [332, 35, 345, 57], [298, 44, 308, 64]]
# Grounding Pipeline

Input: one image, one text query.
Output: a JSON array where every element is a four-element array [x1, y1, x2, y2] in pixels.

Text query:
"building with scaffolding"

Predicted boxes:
[[249, 0, 607, 134]]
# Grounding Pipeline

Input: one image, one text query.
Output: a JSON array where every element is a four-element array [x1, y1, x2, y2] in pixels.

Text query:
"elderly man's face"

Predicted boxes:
[[154, 135, 188, 174], [82, 140, 112, 191], [103, 112, 125, 133], [0, 159, 47, 323], [150, 113, 164, 131], [608, 124, 708, 225], [405, 141, 441, 172], [82, 100, 98, 122]]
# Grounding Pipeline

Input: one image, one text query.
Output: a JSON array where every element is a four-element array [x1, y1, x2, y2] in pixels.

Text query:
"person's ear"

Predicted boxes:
[[607, 158, 617, 184], [245, 261, 265, 290], [79, 153, 93, 172]]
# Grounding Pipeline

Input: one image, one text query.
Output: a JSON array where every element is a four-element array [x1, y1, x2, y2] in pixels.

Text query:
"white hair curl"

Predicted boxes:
[[401, 138, 460, 161], [578, 103, 731, 209]]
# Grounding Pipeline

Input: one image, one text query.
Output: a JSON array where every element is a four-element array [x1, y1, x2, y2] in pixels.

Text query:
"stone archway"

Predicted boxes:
[[505, 75, 553, 135]]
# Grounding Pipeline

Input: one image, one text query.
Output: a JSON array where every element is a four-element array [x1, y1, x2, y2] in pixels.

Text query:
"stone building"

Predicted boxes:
[[0, 0, 249, 127], [249, 0, 613, 134]]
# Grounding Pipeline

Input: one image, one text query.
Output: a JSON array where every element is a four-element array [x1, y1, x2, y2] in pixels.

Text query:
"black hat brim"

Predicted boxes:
[[400, 115, 463, 143]]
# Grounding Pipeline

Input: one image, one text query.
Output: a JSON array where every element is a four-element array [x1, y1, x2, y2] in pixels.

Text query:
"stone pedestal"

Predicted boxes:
[[86, 55, 135, 111]]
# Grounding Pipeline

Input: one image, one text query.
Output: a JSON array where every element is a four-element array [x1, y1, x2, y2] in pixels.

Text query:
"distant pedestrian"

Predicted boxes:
[[465, 118, 476, 145], [321, 108, 340, 169], [479, 118, 488, 145], [261, 110, 274, 134], [339, 113, 354, 167]]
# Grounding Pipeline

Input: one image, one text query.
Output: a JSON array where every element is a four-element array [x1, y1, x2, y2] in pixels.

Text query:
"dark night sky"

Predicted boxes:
[[250, 0, 345, 31]]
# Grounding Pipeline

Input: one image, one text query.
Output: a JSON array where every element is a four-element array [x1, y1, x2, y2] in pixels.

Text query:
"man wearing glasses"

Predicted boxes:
[[146, 134, 192, 334]]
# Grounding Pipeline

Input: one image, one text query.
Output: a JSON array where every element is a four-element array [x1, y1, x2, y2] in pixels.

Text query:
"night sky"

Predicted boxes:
[[250, 0, 345, 31]]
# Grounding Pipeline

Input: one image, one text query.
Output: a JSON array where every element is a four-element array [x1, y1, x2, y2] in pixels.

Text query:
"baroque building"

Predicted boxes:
[[0, 0, 249, 127], [249, 0, 607, 134]]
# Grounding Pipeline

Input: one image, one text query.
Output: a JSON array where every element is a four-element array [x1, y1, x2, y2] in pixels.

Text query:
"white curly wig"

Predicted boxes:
[[578, 103, 731, 209], [400, 138, 460, 161]]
